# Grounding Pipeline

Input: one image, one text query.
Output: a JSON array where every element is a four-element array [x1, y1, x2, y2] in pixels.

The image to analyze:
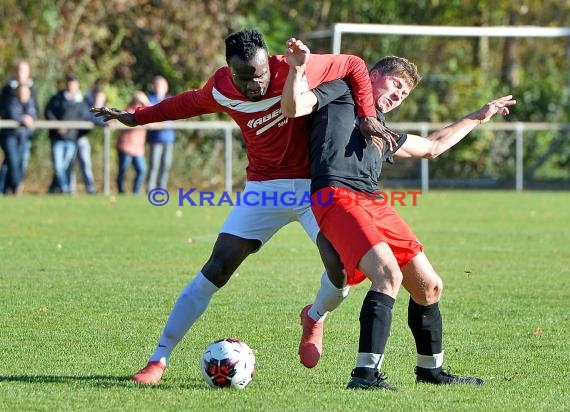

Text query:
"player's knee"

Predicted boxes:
[[321, 250, 345, 288], [202, 256, 232, 287], [415, 275, 443, 305], [202, 250, 246, 287], [317, 233, 346, 288], [326, 269, 346, 289], [203, 235, 258, 287], [387, 269, 404, 293], [369, 266, 403, 297], [428, 275, 443, 303]]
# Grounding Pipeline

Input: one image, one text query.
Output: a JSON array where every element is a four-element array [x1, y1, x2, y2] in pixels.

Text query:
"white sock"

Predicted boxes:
[[149, 272, 219, 364], [356, 352, 384, 370], [308, 271, 350, 322], [417, 352, 444, 369]]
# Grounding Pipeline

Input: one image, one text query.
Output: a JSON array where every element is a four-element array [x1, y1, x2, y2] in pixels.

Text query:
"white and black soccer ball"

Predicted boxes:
[[201, 338, 256, 389]]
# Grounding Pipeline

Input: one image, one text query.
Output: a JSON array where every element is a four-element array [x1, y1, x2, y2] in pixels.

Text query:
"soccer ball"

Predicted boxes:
[[201, 338, 256, 389]]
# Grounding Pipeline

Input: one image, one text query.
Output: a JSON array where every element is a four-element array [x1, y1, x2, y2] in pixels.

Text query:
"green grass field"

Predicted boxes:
[[1, 191, 569, 411]]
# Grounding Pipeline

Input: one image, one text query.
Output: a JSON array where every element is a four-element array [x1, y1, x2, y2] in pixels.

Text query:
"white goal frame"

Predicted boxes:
[[331, 23, 570, 53], [327, 23, 570, 191]]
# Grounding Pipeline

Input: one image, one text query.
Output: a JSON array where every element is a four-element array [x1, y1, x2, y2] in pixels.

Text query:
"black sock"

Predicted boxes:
[[407, 297, 443, 356], [358, 291, 395, 354], [352, 367, 377, 380], [416, 366, 443, 379]]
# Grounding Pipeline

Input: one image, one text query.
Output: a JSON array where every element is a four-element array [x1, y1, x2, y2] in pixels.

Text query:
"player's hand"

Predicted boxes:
[[285, 37, 310, 69], [471, 95, 516, 124], [89, 106, 137, 127], [359, 116, 399, 153]]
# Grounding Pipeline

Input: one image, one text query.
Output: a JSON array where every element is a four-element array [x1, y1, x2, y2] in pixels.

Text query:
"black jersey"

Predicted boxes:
[[309, 80, 407, 195]]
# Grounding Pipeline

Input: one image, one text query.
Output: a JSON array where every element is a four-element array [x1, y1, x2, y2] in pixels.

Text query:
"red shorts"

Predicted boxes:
[[311, 186, 423, 285]]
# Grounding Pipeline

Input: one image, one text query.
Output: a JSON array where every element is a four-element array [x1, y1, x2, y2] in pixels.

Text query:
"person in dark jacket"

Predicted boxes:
[[45, 74, 91, 194], [0, 84, 38, 194], [0, 60, 40, 193]]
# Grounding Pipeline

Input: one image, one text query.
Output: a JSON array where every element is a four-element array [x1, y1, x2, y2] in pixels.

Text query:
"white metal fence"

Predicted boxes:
[[0, 119, 567, 194]]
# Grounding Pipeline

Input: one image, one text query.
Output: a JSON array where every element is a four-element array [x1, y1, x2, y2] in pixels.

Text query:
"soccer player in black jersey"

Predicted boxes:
[[282, 43, 515, 390]]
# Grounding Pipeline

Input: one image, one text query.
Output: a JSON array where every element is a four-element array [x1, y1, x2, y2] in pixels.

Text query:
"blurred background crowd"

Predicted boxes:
[[0, 61, 175, 195]]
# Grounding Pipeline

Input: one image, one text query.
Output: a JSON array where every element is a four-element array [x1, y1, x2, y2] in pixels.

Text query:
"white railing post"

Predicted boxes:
[[515, 122, 524, 192], [420, 122, 430, 193], [103, 126, 111, 195], [332, 23, 343, 54]]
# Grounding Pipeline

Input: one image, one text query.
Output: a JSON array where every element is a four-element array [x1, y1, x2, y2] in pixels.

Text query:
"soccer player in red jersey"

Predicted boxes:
[[282, 45, 515, 389], [91, 29, 395, 384]]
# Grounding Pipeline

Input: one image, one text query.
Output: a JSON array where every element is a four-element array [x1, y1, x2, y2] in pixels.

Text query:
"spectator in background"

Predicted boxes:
[[45, 74, 91, 194], [0, 60, 40, 193], [116, 91, 150, 194], [146, 75, 175, 191], [0, 84, 38, 194], [84, 79, 106, 109], [71, 80, 107, 193]]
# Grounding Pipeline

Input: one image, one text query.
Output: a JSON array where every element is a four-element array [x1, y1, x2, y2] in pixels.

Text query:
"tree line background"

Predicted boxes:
[[1, 0, 569, 192]]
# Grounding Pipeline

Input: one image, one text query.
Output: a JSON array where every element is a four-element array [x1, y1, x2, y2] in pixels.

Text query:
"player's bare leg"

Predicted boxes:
[[346, 242, 401, 391], [132, 233, 260, 384], [402, 252, 483, 385]]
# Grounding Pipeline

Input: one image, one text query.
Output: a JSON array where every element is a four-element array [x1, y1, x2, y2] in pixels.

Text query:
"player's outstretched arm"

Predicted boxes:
[[396, 94, 516, 159], [89, 106, 137, 127], [469, 94, 515, 124]]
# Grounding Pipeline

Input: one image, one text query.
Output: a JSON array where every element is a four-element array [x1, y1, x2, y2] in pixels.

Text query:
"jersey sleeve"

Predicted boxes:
[[304, 54, 375, 118], [312, 80, 351, 110], [384, 132, 408, 164], [134, 76, 218, 125]]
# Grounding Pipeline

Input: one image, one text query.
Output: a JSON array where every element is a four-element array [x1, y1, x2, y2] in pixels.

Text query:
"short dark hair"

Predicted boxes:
[[370, 56, 422, 89], [225, 29, 268, 63]]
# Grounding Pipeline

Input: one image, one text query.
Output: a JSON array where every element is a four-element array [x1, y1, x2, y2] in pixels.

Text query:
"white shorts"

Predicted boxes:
[[220, 179, 319, 246]]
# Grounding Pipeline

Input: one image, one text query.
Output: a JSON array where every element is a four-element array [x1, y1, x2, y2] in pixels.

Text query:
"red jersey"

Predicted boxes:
[[135, 54, 375, 181]]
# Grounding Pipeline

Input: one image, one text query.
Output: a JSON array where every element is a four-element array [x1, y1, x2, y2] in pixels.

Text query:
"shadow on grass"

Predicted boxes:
[[0, 375, 205, 389]]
